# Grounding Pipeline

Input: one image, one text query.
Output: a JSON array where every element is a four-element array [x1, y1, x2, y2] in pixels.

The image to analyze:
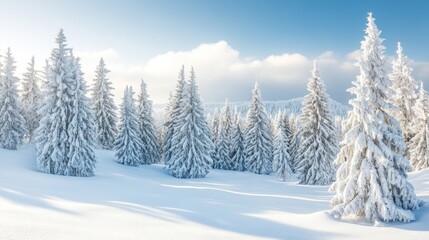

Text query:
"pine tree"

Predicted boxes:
[[295, 61, 338, 185], [166, 68, 213, 178], [330, 13, 422, 222], [21, 56, 42, 142], [273, 121, 292, 181], [390, 42, 418, 156], [230, 117, 246, 171], [35, 30, 74, 175], [210, 108, 220, 142], [137, 79, 160, 164], [115, 86, 143, 166], [162, 66, 186, 165], [408, 82, 429, 171], [244, 83, 273, 175], [221, 99, 233, 140], [289, 115, 300, 172], [0, 48, 26, 150], [92, 58, 117, 150], [213, 120, 234, 170], [66, 55, 96, 176]]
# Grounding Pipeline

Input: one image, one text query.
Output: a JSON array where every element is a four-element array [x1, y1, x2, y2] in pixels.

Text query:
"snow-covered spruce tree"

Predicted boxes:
[[230, 117, 246, 171], [213, 120, 234, 170], [210, 108, 220, 142], [244, 83, 273, 175], [330, 13, 422, 222], [408, 82, 429, 171], [137, 79, 160, 164], [166, 68, 213, 178], [35, 30, 73, 175], [295, 61, 338, 185], [273, 120, 292, 181], [221, 99, 233, 140], [289, 115, 300, 172], [66, 55, 96, 176], [21, 56, 42, 142], [0, 48, 26, 150], [115, 86, 143, 166], [92, 58, 117, 149], [390, 42, 418, 156], [162, 66, 186, 165]]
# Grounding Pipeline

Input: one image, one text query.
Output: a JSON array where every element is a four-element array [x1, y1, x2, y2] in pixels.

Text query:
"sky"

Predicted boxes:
[[0, 0, 428, 104]]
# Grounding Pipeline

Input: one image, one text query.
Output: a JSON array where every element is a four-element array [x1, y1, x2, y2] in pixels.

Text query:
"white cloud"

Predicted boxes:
[[75, 41, 429, 105]]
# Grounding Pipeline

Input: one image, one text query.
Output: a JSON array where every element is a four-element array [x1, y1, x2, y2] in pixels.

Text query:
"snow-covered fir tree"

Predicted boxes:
[[244, 83, 273, 175], [21, 56, 42, 142], [115, 86, 143, 166], [66, 54, 96, 176], [137, 79, 160, 164], [213, 120, 234, 170], [408, 82, 429, 171], [295, 61, 338, 185], [210, 108, 220, 142], [162, 66, 186, 165], [289, 115, 300, 172], [0, 48, 26, 150], [92, 58, 117, 149], [166, 68, 213, 178], [221, 99, 233, 140], [36, 30, 75, 175], [230, 117, 246, 171], [331, 13, 422, 222], [389, 42, 418, 156], [273, 120, 292, 181]]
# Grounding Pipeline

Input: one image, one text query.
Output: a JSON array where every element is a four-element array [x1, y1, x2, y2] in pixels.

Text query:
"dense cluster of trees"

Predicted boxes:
[[0, 13, 426, 222]]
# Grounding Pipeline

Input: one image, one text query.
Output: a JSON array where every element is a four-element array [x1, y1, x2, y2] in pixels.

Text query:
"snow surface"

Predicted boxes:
[[1, 145, 428, 240]]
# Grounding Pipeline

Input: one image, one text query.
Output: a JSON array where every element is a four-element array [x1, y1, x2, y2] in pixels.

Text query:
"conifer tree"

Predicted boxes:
[[162, 66, 186, 165], [92, 58, 117, 149], [409, 82, 429, 171], [390, 42, 418, 156], [0, 48, 26, 150], [66, 55, 96, 176], [331, 13, 421, 222], [213, 120, 234, 170], [230, 117, 246, 171], [166, 68, 213, 178], [273, 121, 292, 181], [295, 61, 338, 185], [244, 83, 273, 175], [115, 87, 143, 166], [36, 30, 74, 174], [137, 79, 160, 164], [21, 56, 42, 142]]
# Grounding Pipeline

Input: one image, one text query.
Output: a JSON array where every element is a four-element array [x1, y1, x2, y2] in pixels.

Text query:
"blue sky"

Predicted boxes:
[[0, 0, 428, 104]]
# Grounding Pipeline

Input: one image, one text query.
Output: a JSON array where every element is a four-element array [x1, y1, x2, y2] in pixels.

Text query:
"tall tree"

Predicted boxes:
[[295, 61, 338, 185], [166, 68, 213, 178], [21, 56, 42, 142], [0, 48, 26, 150], [162, 66, 186, 165], [273, 120, 292, 181], [92, 58, 117, 149], [36, 30, 74, 175], [390, 42, 418, 156], [115, 86, 143, 166], [66, 55, 97, 176], [213, 120, 234, 170], [331, 13, 421, 222], [244, 83, 273, 175], [408, 82, 429, 171], [230, 117, 246, 171], [137, 79, 160, 164]]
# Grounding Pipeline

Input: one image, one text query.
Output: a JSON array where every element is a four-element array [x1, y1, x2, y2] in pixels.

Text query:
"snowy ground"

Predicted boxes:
[[0, 146, 428, 240]]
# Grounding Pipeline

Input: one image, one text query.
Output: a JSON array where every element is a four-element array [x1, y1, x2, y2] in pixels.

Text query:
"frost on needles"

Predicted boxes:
[[330, 13, 422, 222]]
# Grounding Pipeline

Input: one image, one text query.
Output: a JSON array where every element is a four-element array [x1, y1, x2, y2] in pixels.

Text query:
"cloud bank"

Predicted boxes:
[[76, 41, 429, 106]]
